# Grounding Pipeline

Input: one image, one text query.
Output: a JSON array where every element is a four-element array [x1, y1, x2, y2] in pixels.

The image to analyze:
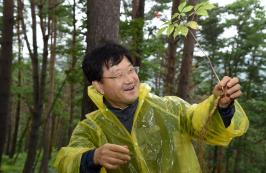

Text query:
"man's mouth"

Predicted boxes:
[[124, 85, 135, 91]]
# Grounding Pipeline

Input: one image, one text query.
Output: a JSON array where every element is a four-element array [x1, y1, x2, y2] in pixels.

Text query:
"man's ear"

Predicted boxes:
[[92, 81, 104, 95]]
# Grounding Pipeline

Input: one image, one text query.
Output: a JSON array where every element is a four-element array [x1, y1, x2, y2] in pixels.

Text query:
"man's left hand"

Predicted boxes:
[[213, 76, 242, 108]]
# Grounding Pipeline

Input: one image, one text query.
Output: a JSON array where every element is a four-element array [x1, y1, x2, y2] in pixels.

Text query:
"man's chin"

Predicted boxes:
[[123, 89, 139, 103], [125, 97, 138, 104]]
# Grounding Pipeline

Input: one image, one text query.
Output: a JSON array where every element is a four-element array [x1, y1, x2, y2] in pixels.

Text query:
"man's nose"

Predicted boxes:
[[123, 73, 134, 83]]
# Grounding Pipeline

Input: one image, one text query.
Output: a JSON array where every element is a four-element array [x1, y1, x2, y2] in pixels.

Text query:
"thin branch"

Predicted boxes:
[[189, 30, 221, 83]]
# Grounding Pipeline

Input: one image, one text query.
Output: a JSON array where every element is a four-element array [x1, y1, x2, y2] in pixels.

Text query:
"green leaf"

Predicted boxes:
[[195, 9, 208, 16], [195, 2, 215, 11], [179, 25, 189, 36], [178, 1, 187, 12], [163, 21, 172, 25], [156, 26, 168, 37], [166, 25, 175, 36], [186, 21, 199, 29], [183, 5, 193, 13], [180, 12, 186, 17], [173, 28, 181, 39], [172, 12, 180, 19], [203, 3, 216, 10], [194, 3, 203, 11]]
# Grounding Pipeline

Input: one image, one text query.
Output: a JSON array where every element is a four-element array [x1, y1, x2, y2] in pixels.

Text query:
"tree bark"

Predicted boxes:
[[9, 3, 23, 158], [233, 138, 242, 173], [177, 0, 197, 100], [5, 104, 12, 155], [82, 0, 121, 119], [212, 147, 224, 173], [22, 0, 49, 172], [68, 0, 77, 139], [22, 0, 41, 170], [0, 0, 14, 167], [163, 0, 180, 95], [131, 0, 145, 66], [39, 0, 57, 172]]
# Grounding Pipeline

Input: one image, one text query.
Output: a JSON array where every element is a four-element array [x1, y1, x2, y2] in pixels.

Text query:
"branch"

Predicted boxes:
[[18, 0, 33, 59]]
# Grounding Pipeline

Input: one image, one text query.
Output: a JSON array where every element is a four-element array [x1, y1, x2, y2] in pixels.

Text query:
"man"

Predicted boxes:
[[54, 43, 249, 173]]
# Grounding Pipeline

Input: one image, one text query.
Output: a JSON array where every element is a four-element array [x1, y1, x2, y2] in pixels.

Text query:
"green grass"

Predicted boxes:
[[1, 151, 57, 173]]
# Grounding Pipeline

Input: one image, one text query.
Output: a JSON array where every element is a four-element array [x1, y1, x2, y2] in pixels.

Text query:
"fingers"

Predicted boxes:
[[217, 76, 239, 88], [213, 76, 231, 96], [226, 83, 241, 97], [214, 76, 242, 108], [106, 149, 131, 161], [218, 96, 232, 108], [227, 77, 239, 88], [226, 83, 240, 95], [94, 143, 131, 170], [215, 76, 241, 95], [229, 90, 242, 99], [109, 144, 130, 154], [105, 156, 128, 165], [219, 76, 231, 88], [104, 163, 119, 170], [223, 77, 241, 99]]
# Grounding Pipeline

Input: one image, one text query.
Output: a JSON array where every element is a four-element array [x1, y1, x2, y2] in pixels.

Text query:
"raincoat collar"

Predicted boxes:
[[87, 83, 151, 112]]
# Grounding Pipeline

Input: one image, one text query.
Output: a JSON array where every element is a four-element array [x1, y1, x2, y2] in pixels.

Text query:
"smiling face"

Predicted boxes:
[[92, 57, 140, 109]]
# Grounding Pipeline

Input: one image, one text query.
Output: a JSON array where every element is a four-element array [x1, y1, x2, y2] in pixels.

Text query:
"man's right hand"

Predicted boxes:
[[93, 143, 131, 170]]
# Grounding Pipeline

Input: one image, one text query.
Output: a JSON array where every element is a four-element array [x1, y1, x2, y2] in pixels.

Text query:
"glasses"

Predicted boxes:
[[102, 66, 139, 80]]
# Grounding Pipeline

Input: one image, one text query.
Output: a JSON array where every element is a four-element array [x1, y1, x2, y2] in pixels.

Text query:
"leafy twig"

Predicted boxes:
[[157, 1, 220, 82]]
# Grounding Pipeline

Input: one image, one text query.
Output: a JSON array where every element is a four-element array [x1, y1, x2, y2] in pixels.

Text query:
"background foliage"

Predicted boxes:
[[0, 0, 265, 172]]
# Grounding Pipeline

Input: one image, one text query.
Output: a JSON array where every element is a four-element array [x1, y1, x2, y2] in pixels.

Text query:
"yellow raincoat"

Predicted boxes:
[[54, 83, 249, 173]]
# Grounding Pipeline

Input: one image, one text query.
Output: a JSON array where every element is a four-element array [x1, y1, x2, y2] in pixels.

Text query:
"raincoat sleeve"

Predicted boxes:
[[177, 95, 249, 146], [54, 113, 106, 173]]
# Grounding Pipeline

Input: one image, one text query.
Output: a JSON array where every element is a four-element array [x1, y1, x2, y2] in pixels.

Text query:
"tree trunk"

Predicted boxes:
[[163, 0, 180, 95], [5, 105, 12, 155], [19, 1, 41, 170], [131, 0, 145, 66], [212, 146, 218, 173], [22, 0, 49, 172], [22, 0, 40, 170], [225, 149, 230, 173], [177, 0, 197, 100], [82, 0, 121, 119], [68, 0, 77, 139], [9, 5, 23, 158], [39, 1, 57, 172], [212, 147, 224, 173], [233, 139, 242, 173], [0, 0, 14, 167]]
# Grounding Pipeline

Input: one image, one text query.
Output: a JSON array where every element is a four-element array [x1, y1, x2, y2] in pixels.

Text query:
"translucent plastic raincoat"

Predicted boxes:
[[54, 83, 249, 173]]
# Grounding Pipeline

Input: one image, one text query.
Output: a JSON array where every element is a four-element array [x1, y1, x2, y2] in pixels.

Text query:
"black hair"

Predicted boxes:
[[82, 42, 136, 83]]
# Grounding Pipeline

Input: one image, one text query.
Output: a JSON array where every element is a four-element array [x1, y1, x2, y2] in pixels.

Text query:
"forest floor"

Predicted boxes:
[[1, 152, 57, 173]]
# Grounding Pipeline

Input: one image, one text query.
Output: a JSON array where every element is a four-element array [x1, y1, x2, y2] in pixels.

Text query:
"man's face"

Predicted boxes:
[[94, 57, 140, 109]]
